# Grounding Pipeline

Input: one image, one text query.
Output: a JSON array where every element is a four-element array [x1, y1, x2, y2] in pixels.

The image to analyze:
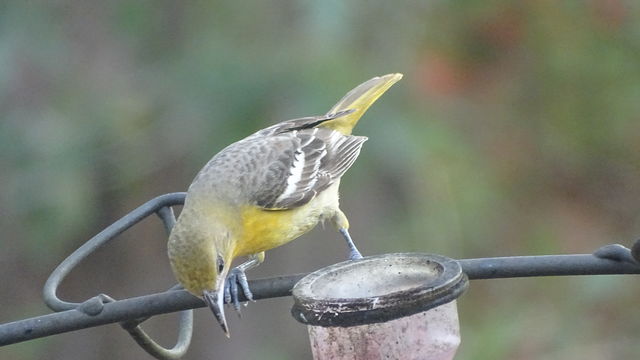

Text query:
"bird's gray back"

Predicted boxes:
[[187, 119, 366, 210], [188, 135, 291, 205]]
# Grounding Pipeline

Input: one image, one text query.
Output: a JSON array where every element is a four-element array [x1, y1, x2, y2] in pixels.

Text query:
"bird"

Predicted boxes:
[[167, 73, 403, 336]]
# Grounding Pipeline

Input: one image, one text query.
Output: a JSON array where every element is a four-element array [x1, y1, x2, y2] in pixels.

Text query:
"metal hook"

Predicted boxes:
[[117, 285, 193, 360], [41, 193, 192, 360], [120, 308, 193, 360]]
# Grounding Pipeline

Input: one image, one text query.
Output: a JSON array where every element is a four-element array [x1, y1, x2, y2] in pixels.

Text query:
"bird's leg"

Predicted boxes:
[[340, 228, 363, 260], [334, 209, 363, 260], [223, 252, 265, 315]]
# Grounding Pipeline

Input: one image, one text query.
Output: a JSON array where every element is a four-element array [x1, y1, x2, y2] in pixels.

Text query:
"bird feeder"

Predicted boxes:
[[291, 253, 468, 360]]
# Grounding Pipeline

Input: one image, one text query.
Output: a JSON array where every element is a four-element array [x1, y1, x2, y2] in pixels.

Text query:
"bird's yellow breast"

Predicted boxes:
[[233, 182, 341, 257], [234, 205, 320, 257]]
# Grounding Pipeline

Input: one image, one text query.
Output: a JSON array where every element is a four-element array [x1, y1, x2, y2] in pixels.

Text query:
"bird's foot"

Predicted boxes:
[[348, 248, 363, 260], [223, 267, 254, 316]]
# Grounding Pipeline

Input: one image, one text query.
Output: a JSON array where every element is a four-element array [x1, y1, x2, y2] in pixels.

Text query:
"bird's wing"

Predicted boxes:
[[250, 127, 367, 209], [247, 110, 355, 139]]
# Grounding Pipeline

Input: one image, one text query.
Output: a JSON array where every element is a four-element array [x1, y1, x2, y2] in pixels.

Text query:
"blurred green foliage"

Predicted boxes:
[[1, 1, 640, 359]]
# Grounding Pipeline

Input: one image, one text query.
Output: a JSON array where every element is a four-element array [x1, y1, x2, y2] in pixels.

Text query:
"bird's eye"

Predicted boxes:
[[217, 255, 224, 273]]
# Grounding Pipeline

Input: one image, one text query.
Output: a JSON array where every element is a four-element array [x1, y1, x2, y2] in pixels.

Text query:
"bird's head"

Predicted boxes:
[[168, 210, 236, 337]]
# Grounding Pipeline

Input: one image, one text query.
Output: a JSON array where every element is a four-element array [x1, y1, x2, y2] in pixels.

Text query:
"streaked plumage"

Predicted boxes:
[[167, 73, 403, 336]]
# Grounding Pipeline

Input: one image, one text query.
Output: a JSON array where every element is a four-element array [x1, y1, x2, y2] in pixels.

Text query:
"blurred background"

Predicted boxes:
[[2, 1, 640, 359]]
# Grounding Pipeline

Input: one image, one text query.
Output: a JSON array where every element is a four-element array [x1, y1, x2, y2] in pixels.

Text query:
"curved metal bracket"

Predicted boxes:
[[42, 193, 191, 360]]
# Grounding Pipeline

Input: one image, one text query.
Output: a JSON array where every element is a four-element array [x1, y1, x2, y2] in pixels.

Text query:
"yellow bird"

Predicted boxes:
[[168, 73, 403, 336]]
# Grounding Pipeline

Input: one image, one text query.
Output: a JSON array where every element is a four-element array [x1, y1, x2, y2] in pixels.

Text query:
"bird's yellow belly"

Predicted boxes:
[[234, 182, 341, 258], [234, 204, 322, 257]]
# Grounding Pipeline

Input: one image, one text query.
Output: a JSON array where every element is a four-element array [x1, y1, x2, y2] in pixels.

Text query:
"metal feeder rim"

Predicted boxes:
[[291, 253, 468, 327]]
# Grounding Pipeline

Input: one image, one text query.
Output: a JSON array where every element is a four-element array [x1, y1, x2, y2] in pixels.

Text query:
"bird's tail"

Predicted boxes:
[[323, 73, 403, 135]]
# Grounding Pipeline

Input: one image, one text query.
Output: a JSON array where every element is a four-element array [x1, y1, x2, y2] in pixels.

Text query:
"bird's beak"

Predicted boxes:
[[204, 267, 231, 337]]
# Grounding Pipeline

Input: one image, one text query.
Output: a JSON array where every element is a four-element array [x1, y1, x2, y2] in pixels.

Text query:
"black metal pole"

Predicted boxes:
[[2, 249, 639, 346], [0, 274, 305, 346]]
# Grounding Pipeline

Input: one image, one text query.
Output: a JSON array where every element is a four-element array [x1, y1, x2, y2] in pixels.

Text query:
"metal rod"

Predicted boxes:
[[2, 248, 640, 347], [460, 249, 640, 279], [2, 192, 639, 357], [0, 273, 306, 346]]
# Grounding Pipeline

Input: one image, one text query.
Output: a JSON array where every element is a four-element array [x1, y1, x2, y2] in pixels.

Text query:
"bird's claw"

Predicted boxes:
[[223, 267, 254, 316], [349, 249, 363, 260]]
